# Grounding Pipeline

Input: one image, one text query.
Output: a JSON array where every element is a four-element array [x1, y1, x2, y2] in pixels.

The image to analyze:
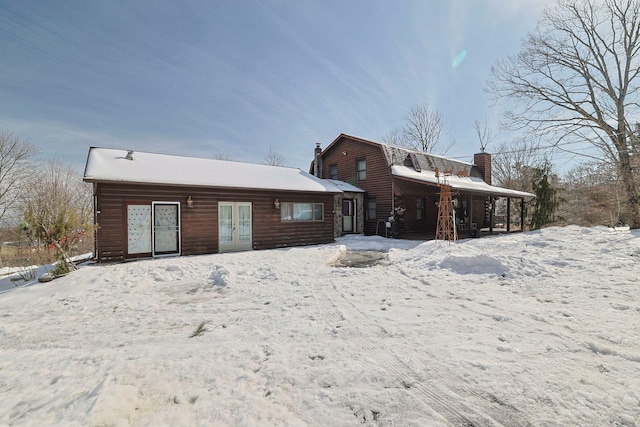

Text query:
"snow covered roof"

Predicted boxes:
[[380, 144, 483, 179], [83, 147, 343, 193], [325, 134, 534, 200], [391, 165, 535, 199], [324, 179, 365, 193]]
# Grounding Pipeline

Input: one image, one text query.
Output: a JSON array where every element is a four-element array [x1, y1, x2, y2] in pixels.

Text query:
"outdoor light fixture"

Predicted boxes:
[[186, 196, 194, 208], [274, 198, 280, 209]]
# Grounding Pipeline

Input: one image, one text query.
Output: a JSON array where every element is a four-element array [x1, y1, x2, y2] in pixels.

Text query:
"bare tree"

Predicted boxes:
[[263, 145, 288, 166], [473, 119, 496, 153], [381, 128, 405, 147], [0, 131, 38, 224], [21, 159, 93, 263], [488, 0, 640, 227], [492, 138, 550, 228], [212, 152, 234, 161], [492, 138, 545, 191], [383, 104, 453, 154], [560, 161, 623, 226]]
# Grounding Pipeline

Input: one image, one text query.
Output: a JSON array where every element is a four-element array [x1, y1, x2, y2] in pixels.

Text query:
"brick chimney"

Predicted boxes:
[[474, 152, 492, 185], [313, 143, 323, 178]]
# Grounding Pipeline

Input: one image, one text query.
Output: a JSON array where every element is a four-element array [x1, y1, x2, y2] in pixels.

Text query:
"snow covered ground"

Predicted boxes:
[[1, 225, 639, 426]]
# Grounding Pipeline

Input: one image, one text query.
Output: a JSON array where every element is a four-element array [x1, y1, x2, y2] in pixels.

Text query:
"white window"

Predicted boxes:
[[357, 159, 366, 181], [281, 203, 324, 222]]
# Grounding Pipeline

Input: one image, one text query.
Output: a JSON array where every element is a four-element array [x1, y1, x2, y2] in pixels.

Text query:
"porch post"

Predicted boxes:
[[489, 197, 494, 233], [520, 198, 525, 231], [469, 196, 474, 232], [506, 198, 511, 232]]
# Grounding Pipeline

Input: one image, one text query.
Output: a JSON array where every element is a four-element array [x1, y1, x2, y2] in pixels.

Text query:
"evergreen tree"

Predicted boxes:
[[530, 162, 561, 230]]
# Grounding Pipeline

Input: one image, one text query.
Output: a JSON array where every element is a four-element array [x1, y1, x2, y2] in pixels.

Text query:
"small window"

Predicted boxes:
[[366, 198, 376, 220], [357, 159, 366, 181], [409, 153, 422, 172], [417, 197, 424, 220], [329, 164, 338, 180], [281, 203, 324, 222]]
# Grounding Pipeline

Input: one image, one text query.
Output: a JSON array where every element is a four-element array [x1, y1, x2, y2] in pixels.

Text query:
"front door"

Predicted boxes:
[[152, 202, 181, 257], [219, 202, 252, 252], [342, 199, 355, 233]]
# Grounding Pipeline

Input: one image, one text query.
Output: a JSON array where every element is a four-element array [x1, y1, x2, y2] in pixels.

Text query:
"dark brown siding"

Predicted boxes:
[[253, 192, 335, 250], [94, 183, 335, 262], [320, 136, 393, 235], [393, 179, 440, 235]]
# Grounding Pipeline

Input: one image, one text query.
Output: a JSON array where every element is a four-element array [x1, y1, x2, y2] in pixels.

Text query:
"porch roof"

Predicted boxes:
[[391, 165, 535, 200], [83, 147, 343, 193]]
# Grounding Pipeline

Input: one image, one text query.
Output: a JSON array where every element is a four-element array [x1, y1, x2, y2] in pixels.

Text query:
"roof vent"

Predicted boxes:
[[125, 150, 135, 161]]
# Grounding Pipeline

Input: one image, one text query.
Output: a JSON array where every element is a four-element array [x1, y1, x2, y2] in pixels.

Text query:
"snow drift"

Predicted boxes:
[[1, 225, 639, 426]]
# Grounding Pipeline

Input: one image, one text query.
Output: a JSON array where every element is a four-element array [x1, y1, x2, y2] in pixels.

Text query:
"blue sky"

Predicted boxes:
[[0, 0, 553, 171]]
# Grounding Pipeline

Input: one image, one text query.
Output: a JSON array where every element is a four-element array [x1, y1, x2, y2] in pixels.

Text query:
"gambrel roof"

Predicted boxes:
[[324, 134, 535, 200]]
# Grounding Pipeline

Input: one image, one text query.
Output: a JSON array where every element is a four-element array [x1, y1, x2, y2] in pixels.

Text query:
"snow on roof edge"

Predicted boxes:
[[391, 165, 535, 199], [83, 147, 343, 194]]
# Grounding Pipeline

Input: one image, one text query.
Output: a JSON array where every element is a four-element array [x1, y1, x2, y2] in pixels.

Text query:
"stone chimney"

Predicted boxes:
[[313, 143, 323, 178], [474, 152, 492, 185]]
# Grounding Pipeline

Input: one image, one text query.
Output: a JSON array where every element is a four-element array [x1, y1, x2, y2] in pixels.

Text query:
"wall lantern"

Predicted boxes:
[[274, 198, 280, 209], [186, 196, 194, 208]]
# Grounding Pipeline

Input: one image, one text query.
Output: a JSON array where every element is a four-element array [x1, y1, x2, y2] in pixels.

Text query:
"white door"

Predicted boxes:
[[152, 202, 181, 256], [219, 202, 252, 252], [342, 199, 355, 233]]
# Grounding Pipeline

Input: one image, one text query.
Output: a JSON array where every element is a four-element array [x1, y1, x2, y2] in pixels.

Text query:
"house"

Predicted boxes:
[[310, 134, 535, 238], [83, 147, 342, 262]]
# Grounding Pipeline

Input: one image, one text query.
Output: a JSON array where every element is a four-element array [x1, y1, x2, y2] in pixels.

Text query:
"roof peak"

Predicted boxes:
[[336, 134, 474, 165], [87, 146, 299, 171]]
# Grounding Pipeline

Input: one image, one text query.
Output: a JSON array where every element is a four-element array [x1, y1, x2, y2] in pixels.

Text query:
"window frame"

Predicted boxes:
[[416, 197, 424, 220], [366, 198, 376, 220], [281, 202, 324, 222], [329, 164, 338, 180], [356, 158, 366, 181]]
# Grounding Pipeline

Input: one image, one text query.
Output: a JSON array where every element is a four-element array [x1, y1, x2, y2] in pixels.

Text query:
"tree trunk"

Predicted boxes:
[[618, 148, 640, 228]]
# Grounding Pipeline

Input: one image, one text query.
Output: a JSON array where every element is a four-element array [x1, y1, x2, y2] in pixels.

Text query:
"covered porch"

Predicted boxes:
[[384, 176, 534, 240]]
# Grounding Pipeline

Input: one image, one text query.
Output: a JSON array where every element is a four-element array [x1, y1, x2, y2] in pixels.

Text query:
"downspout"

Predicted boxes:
[[391, 175, 395, 220], [469, 196, 474, 232], [93, 182, 99, 262], [390, 156, 395, 220]]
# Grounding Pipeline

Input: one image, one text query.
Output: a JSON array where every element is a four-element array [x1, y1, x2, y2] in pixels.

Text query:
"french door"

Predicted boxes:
[[219, 202, 252, 252]]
